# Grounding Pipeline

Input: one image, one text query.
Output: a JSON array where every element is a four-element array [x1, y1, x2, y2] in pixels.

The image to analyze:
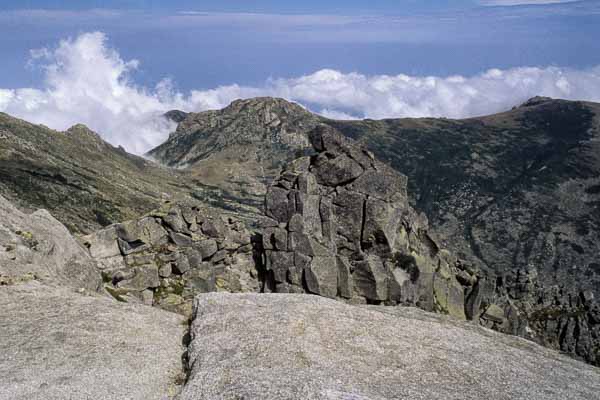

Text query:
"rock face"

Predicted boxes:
[[262, 126, 482, 320], [0, 194, 101, 291], [181, 293, 600, 400], [83, 201, 261, 315], [0, 282, 186, 400], [149, 97, 600, 366]]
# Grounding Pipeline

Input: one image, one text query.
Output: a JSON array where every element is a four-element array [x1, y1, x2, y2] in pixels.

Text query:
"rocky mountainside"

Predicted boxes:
[[261, 125, 480, 320], [2, 194, 598, 399], [148, 98, 322, 214], [149, 96, 600, 363], [259, 125, 600, 365], [0, 113, 224, 234]]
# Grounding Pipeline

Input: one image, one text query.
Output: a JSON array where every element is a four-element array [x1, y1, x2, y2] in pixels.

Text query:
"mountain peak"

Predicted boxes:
[[518, 96, 555, 108]]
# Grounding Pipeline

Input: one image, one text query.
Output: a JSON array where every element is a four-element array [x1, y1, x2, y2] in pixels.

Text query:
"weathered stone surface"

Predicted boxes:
[[262, 227, 287, 251], [313, 153, 363, 186], [266, 251, 294, 283], [82, 226, 121, 260], [183, 264, 216, 297], [172, 252, 190, 275], [163, 208, 187, 233], [169, 231, 193, 247], [336, 256, 353, 299], [158, 263, 172, 278], [181, 293, 600, 400], [84, 202, 260, 315], [0, 195, 101, 292], [196, 239, 218, 260], [117, 264, 160, 291], [116, 217, 168, 247], [265, 186, 290, 223], [304, 256, 337, 298], [0, 282, 186, 400], [349, 167, 408, 202], [261, 126, 480, 321], [353, 255, 389, 301]]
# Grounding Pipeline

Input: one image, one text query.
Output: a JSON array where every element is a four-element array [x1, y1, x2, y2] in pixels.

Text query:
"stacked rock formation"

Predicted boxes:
[[261, 125, 600, 366], [82, 202, 260, 315], [261, 125, 491, 319]]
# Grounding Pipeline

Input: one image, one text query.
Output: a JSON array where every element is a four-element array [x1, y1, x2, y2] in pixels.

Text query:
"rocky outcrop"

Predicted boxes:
[[0, 195, 187, 399], [261, 125, 485, 320], [260, 125, 600, 366], [0, 194, 101, 291], [83, 201, 261, 315], [181, 293, 600, 400], [328, 99, 600, 365]]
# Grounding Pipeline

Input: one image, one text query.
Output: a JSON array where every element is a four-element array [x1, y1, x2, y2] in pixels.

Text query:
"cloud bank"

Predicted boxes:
[[1, 32, 600, 154]]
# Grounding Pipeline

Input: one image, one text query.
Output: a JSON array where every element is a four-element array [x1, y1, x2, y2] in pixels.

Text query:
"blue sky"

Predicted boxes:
[[0, 1, 485, 14], [1, 0, 599, 90], [0, 1, 599, 153]]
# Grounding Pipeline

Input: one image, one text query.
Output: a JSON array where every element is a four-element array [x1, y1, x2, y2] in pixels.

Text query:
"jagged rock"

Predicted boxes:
[[172, 252, 190, 275], [304, 256, 338, 298], [158, 263, 172, 278], [353, 255, 389, 301], [84, 202, 260, 316], [261, 126, 479, 318], [169, 231, 192, 247], [181, 293, 600, 400], [117, 264, 160, 291], [82, 225, 121, 259], [148, 97, 600, 366], [196, 239, 218, 259], [483, 304, 506, 324], [313, 153, 364, 186]]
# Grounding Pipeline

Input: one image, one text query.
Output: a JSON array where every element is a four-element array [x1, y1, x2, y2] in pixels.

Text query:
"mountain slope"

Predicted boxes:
[[148, 98, 322, 213], [0, 114, 212, 233], [152, 97, 600, 287]]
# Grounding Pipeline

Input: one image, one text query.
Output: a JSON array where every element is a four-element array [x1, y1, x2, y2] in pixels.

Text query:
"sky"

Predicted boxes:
[[0, 0, 599, 154]]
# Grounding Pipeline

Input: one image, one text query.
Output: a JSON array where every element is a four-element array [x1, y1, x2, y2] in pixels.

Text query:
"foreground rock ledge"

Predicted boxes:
[[182, 293, 600, 400], [0, 282, 186, 400]]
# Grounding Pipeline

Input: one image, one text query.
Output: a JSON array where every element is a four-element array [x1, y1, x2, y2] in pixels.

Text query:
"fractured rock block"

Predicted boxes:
[[353, 255, 388, 301], [313, 153, 364, 187], [305, 256, 338, 298]]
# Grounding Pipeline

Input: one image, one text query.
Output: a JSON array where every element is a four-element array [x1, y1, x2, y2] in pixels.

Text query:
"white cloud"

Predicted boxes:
[[1, 32, 600, 155]]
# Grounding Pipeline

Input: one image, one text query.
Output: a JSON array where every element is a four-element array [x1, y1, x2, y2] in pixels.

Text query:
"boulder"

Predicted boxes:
[[0, 195, 101, 291]]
